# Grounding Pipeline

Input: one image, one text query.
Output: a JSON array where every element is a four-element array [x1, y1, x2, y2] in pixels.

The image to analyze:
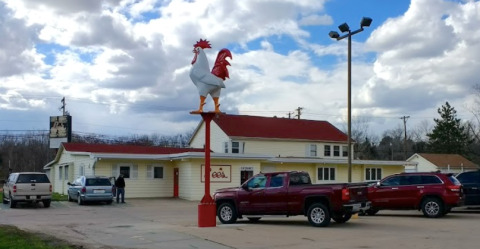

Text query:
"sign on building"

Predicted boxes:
[[49, 115, 72, 149], [201, 165, 231, 183]]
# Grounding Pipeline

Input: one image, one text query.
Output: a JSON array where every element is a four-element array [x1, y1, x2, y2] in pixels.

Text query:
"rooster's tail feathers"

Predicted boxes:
[[211, 48, 232, 81]]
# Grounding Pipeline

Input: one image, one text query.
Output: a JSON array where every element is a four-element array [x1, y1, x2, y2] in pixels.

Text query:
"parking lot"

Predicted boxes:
[[1, 199, 479, 249]]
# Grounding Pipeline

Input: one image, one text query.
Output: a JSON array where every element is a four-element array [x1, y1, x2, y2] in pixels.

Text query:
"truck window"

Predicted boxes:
[[16, 174, 50, 183], [247, 175, 267, 189], [289, 173, 311, 186], [381, 176, 400, 186], [269, 174, 285, 188], [456, 172, 480, 184]]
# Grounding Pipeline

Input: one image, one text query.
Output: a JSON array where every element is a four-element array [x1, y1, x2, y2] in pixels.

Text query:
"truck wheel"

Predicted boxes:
[[217, 203, 238, 224], [332, 213, 352, 223], [247, 217, 261, 223], [421, 197, 444, 218], [43, 200, 51, 208], [9, 194, 16, 209], [307, 203, 331, 227]]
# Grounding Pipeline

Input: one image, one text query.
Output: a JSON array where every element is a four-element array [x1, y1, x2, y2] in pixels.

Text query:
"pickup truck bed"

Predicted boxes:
[[214, 171, 371, 227]]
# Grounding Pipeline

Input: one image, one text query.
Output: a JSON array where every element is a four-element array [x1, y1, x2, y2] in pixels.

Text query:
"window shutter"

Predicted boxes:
[[112, 164, 118, 177], [132, 164, 138, 179], [240, 142, 245, 154], [146, 165, 153, 179], [305, 144, 310, 157]]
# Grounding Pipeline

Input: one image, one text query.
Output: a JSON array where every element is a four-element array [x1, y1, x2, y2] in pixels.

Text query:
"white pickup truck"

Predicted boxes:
[[2, 172, 52, 208]]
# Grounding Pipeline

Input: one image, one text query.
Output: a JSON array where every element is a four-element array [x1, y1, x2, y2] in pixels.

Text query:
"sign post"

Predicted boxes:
[[188, 38, 232, 228]]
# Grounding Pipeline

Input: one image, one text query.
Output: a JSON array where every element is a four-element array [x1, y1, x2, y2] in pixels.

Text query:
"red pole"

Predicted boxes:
[[197, 112, 216, 227]]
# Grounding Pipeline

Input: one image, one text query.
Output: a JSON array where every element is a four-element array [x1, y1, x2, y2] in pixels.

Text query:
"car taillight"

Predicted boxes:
[[81, 187, 86, 193], [342, 188, 350, 202], [50, 185, 52, 192], [447, 185, 461, 192], [13, 185, 17, 193]]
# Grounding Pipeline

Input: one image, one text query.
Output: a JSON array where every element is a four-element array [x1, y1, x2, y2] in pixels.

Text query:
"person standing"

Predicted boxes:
[[115, 174, 126, 204]]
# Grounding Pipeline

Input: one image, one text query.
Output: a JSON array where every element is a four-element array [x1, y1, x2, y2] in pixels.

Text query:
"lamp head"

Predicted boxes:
[[329, 31, 340, 39], [338, 23, 350, 33], [361, 17, 373, 27]]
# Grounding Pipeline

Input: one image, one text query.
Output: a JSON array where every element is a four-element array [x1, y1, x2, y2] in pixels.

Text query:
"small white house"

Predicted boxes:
[[406, 153, 479, 174]]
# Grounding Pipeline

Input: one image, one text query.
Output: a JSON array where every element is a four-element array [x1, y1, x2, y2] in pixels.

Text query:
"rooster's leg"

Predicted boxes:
[[213, 97, 221, 113], [191, 95, 206, 114]]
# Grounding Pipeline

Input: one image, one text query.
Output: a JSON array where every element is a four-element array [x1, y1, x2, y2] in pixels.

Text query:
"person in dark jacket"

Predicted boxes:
[[115, 174, 126, 204]]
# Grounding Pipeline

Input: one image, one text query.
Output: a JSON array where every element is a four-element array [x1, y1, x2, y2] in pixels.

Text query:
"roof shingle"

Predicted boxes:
[[62, 143, 205, 154], [213, 114, 350, 142], [417, 153, 478, 169]]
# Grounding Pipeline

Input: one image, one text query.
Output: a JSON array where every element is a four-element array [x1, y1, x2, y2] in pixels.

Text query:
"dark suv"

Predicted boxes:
[[455, 170, 480, 206], [363, 172, 464, 218]]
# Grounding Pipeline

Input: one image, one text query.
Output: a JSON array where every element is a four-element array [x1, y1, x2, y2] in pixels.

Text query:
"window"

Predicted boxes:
[[232, 141, 240, 153], [120, 166, 131, 178], [402, 175, 422, 185], [16, 174, 50, 183], [342, 146, 348, 157], [333, 146, 340, 157], [365, 168, 382, 181], [79, 164, 85, 176], [86, 178, 112, 186], [269, 174, 285, 188], [64, 165, 69, 180], [310, 144, 317, 157], [224, 142, 228, 153], [290, 173, 312, 186], [456, 171, 480, 184], [59, 167, 63, 180], [154, 167, 164, 179], [246, 175, 267, 189], [381, 176, 400, 186], [421, 175, 443, 184], [324, 145, 331, 156], [318, 167, 336, 181]]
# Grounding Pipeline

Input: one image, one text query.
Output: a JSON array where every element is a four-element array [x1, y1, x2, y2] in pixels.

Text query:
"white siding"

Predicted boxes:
[[185, 159, 262, 201], [407, 155, 437, 172], [189, 121, 230, 152], [74, 155, 95, 178], [177, 161, 192, 200], [52, 150, 75, 195], [95, 159, 175, 198]]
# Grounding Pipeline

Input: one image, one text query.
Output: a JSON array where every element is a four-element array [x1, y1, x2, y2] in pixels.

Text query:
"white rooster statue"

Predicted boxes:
[[189, 39, 232, 114]]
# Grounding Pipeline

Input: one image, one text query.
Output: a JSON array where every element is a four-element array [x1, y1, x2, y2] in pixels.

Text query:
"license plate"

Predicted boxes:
[[93, 190, 105, 194]]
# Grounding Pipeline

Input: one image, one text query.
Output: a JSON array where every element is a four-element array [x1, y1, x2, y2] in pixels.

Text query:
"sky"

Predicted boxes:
[[1, 0, 480, 140]]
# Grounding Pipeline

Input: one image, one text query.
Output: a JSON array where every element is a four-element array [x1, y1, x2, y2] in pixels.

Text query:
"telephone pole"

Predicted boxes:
[[295, 107, 304, 119], [59, 97, 66, 116], [287, 112, 294, 119], [400, 115, 410, 160]]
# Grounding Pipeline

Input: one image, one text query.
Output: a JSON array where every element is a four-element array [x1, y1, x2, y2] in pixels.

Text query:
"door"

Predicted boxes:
[[173, 168, 179, 198], [456, 171, 480, 205], [264, 173, 288, 215], [240, 170, 254, 185], [238, 174, 267, 214], [369, 175, 402, 209]]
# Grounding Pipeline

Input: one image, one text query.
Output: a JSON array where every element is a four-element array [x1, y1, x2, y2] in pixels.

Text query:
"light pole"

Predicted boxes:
[[329, 17, 372, 183]]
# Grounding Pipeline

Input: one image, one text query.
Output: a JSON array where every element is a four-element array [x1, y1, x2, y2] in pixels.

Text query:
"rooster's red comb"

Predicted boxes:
[[194, 39, 212, 49]]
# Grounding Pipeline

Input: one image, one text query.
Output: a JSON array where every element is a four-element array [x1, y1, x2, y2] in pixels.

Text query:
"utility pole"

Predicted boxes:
[[295, 107, 304, 120], [59, 97, 66, 116], [287, 112, 294, 119], [400, 116, 410, 160]]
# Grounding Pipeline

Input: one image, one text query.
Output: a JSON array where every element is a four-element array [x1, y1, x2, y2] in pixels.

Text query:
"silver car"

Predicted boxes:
[[67, 176, 114, 205]]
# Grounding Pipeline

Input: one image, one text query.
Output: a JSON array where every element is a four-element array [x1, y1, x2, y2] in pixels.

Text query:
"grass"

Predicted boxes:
[[0, 225, 83, 249], [0, 191, 3, 202], [51, 193, 68, 202]]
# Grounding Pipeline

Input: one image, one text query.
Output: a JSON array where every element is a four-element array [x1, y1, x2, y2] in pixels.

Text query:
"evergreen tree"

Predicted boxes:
[[427, 102, 472, 154]]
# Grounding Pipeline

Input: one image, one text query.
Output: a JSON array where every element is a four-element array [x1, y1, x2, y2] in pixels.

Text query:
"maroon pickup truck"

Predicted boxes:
[[213, 171, 371, 227]]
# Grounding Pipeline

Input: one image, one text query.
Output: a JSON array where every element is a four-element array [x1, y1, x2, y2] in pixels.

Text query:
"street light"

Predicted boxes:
[[329, 17, 373, 183]]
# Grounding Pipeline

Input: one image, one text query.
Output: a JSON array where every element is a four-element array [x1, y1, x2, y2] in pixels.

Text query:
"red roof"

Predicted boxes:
[[213, 115, 350, 142], [62, 143, 205, 154]]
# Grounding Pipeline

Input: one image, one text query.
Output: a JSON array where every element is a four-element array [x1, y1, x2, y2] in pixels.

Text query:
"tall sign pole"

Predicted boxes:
[[189, 38, 232, 228]]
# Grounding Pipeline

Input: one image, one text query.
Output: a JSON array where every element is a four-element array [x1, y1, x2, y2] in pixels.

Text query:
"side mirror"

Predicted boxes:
[[241, 184, 250, 191], [375, 182, 381, 188]]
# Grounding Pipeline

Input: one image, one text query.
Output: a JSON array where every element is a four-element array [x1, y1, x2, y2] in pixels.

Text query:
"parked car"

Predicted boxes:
[[67, 176, 114, 205], [213, 171, 371, 227], [455, 170, 480, 206], [2, 172, 52, 208], [363, 172, 464, 218]]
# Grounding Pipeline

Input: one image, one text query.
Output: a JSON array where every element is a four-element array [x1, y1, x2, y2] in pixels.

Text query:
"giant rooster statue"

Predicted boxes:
[[189, 39, 232, 114]]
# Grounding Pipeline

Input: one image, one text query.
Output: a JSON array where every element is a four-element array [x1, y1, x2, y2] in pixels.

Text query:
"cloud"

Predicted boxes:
[[299, 14, 333, 26]]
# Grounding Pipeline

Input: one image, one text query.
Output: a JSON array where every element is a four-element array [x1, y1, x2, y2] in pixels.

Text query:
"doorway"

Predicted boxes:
[[174, 168, 179, 198], [240, 167, 254, 185]]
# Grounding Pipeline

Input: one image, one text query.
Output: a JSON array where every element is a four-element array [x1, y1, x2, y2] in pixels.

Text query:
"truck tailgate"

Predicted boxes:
[[346, 184, 369, 202]]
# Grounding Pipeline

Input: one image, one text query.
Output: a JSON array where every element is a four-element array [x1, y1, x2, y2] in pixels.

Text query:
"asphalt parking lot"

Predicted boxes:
[[1, 199, 479, 249]]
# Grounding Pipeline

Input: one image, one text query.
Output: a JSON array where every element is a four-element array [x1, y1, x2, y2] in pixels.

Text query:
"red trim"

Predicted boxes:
[[62, 143, 206, 155]]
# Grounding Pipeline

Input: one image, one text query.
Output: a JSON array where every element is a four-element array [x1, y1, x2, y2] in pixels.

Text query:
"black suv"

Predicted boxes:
[[455, 170, 480, 206]]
